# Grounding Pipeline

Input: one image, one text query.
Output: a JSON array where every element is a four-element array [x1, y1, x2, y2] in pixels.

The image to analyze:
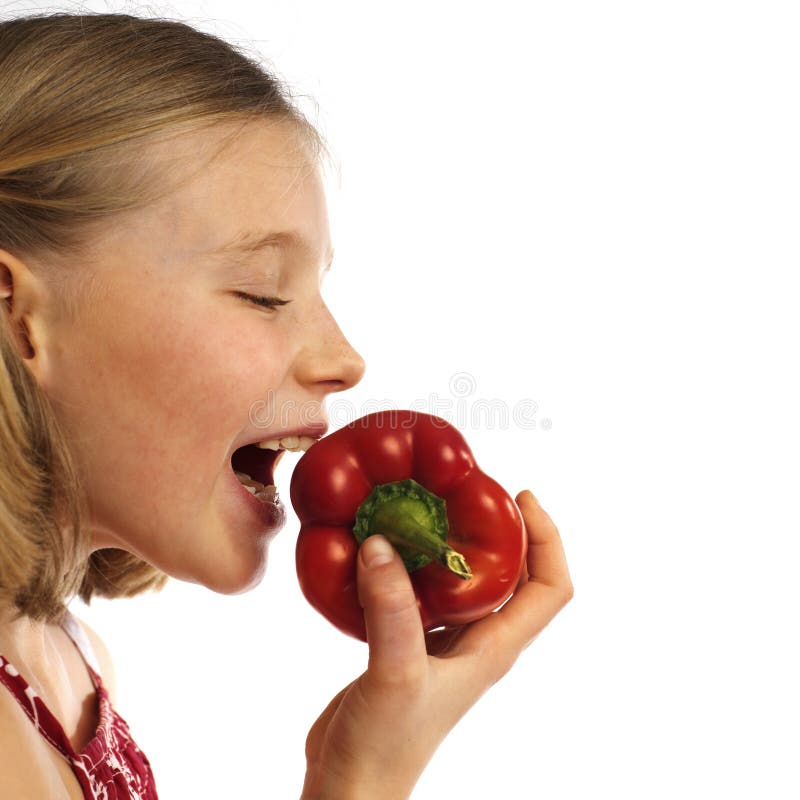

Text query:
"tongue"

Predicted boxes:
[[231, 444, 280, 486]]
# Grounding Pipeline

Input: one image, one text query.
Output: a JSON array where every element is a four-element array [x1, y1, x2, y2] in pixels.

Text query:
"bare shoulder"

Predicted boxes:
[[72, 616, 117, 705], [0, 685, 75, 799]]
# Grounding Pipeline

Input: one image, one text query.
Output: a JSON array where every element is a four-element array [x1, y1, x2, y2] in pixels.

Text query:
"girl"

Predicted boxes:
[[0, 12, 573, 799]]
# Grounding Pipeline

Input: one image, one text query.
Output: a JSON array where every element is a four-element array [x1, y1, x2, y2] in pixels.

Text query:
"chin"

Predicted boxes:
[[181, 545, 270, 595]]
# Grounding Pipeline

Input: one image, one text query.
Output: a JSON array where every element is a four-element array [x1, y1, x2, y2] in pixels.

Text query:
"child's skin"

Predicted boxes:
[[0, 119, 573, 798]]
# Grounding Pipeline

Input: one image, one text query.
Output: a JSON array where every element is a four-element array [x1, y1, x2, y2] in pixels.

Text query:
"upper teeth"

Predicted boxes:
[[255, 435, 318, 452]]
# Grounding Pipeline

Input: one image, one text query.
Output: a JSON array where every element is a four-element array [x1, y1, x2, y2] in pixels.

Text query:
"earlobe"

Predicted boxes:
[[5, 315, 36, 360], [0, 251, 51, 383]]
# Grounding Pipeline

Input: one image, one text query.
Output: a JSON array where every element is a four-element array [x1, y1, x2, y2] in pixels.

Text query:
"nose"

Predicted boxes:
[[295, 301, 365, 394]]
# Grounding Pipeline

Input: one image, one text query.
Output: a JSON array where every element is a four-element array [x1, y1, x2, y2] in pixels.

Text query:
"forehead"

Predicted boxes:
[[104, 120, 330, 266], [182, 121, 324, 229]]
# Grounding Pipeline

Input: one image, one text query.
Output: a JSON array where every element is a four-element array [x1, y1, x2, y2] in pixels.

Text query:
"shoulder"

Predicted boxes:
[[0, 675, 75, 799], [72, 616, 118, 706]]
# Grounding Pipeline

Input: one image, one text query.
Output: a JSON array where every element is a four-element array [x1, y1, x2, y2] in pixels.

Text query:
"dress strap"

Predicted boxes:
[[0, 639, 156, 797], [60, 609, 103, 678], [0, 652, 77, 759]]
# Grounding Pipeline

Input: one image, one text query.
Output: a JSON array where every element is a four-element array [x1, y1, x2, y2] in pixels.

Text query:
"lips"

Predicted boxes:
[[229, 422, 330, 457]]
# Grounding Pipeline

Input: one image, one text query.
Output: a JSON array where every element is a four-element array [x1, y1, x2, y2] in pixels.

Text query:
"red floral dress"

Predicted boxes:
[[0, 610, 158, 799]]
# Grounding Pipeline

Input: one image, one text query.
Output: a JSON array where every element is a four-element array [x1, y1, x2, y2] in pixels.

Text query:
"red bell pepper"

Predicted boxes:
[[289, 410, 527, 641]]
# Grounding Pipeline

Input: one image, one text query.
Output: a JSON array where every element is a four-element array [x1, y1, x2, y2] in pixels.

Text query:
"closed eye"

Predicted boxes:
[[236, 292, 293, 310]]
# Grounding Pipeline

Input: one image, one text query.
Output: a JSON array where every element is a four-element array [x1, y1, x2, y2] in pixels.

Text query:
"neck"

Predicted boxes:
[[0, 602, 64, 675]]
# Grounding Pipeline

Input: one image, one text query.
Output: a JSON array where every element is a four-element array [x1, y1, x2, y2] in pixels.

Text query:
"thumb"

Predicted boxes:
[[357, 535, 427, 681]]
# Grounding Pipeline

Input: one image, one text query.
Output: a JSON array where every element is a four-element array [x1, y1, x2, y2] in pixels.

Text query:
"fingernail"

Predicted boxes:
[[362, 535, 395, 568], [520, 489, 539, 505]]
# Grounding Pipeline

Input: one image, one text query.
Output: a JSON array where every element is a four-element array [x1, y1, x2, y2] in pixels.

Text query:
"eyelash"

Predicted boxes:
[[236, 292, 293, 311]]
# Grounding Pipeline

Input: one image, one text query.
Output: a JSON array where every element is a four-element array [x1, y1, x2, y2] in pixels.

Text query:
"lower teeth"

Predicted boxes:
[[235, 471, 278, 503]]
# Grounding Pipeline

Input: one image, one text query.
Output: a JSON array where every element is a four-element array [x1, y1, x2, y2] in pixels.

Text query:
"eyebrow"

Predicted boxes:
[[208, 229, 334, 271]]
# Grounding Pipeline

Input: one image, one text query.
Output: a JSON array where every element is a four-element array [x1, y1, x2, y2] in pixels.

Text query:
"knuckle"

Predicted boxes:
[[359, 569, 416, 613], [371, 585, 417, 618], [379, 659, 428, 691]]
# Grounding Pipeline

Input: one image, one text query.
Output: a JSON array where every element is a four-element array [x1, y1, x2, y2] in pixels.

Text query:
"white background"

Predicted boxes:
[[5, 0, 798, 797]]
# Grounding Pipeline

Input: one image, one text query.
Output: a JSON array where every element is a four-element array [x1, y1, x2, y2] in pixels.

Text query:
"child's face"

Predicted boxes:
[[40, 120, 365, 593]]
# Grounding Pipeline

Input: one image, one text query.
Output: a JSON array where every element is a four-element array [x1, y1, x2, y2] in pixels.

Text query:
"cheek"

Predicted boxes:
[[51, 291, 289, 481]]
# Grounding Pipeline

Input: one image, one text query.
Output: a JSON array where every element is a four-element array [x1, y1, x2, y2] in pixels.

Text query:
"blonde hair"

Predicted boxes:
[[0, 11, 328, 623]]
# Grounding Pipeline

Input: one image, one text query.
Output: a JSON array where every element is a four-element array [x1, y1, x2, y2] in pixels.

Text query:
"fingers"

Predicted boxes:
[[357, 535, 428, 684], [444, 490, 573, 682], [516, 490, 573, 595], [491, 490, 573, 648], [356, 494, 572, 695]]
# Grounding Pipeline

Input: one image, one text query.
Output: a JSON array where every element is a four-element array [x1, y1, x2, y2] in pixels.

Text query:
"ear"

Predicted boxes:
[[0, 248, 54, 389]]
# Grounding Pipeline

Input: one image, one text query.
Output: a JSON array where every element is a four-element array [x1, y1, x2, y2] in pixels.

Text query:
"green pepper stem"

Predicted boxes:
[[373, 500, 472, 580]]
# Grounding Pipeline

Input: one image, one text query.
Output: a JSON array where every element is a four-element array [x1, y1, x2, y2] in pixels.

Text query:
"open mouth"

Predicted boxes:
[[230, 436, 319, 504], [231, 444, 284, 503]]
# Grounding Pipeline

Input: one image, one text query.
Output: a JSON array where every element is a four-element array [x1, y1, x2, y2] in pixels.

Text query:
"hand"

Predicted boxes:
[[301, 490, 573, 800]]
